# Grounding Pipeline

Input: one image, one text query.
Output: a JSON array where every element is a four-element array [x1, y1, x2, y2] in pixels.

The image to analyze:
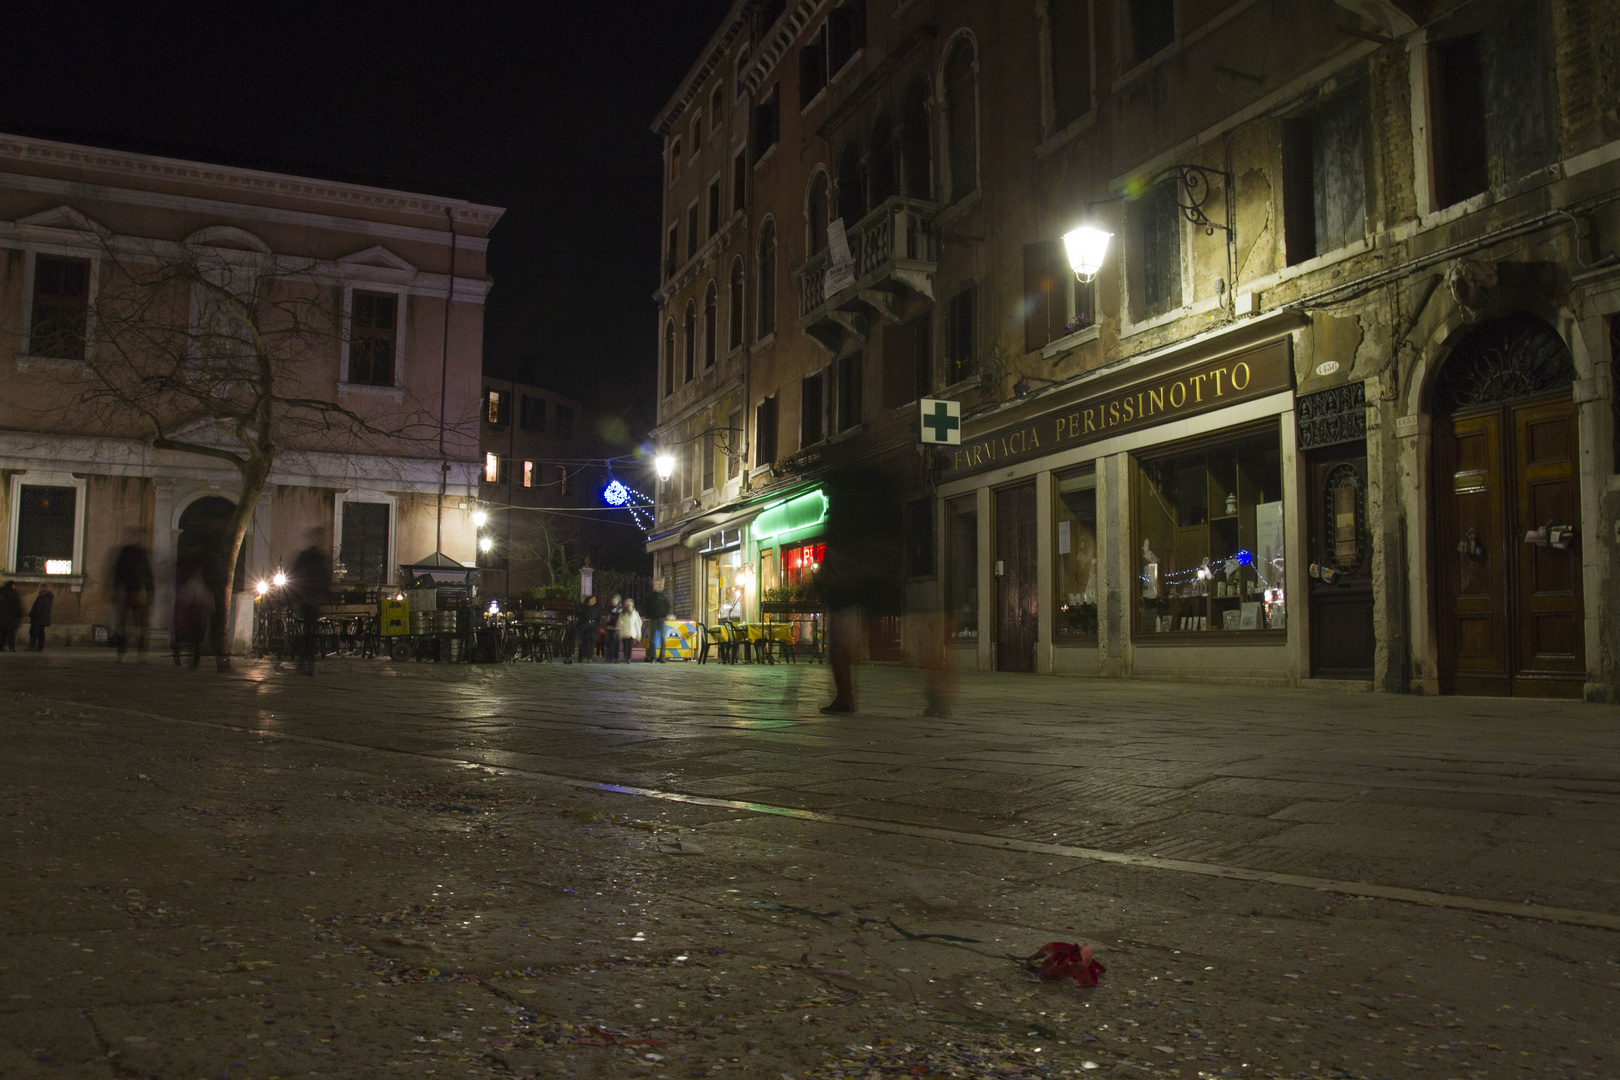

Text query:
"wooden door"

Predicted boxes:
[[1306, 448, 1375, 678], [1435, 394, 1584, 697], [1436, 408, 1512, 694], [994, 483, 1038, 673], [1510, 398, 1584, 696]]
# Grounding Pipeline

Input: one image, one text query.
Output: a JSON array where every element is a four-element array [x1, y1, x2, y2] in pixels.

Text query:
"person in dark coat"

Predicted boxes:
[[111, 530, 155, 658], [574, 595, 599, 663], [172, 570, 212, 668], [641, 590, 672, 662], [0, 581, 22, 652], [28, 585, 55, 651], [603, 592, 623, 662], [818, 462, 904, 713], [288, 527, 333, 675]]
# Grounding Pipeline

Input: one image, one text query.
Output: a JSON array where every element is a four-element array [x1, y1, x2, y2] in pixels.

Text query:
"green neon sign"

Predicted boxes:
[[752, 488, 828, 541]]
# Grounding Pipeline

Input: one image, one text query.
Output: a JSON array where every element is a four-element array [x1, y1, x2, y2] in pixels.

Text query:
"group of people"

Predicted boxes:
[[571, 589, 673, 663], [0, 580, 54, 652]]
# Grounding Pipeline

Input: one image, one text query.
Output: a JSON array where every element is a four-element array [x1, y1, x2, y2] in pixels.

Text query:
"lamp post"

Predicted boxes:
[[654, 452, 675, 484], [1062, 225, 1112, 283]]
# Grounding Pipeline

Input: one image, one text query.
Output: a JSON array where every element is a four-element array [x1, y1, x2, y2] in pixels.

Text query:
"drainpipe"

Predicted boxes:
[[436, 208, 458, 558]]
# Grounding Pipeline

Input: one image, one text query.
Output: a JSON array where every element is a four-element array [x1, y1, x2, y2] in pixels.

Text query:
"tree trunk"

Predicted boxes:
[[215, 454, 273, 668]]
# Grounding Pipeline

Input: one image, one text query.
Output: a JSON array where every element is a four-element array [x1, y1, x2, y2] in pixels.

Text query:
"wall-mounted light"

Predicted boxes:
[[472, 509, 488, 528], [256, 580, 270, 596], [478, 536, 494, 553], [655, 452, 676, 483], [272, 571, 288, 588], [1062, 224, 1112, 283]]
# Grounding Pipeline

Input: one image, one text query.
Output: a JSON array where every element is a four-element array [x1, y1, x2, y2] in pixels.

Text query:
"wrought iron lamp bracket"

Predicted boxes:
[[1152, 164, 1233, 237]]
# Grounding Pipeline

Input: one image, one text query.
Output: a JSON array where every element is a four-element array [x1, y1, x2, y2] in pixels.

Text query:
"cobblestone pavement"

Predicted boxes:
[[1, 652, 1617, 1080]]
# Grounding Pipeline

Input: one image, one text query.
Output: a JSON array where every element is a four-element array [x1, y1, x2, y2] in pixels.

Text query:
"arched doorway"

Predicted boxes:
[[1430, 312, 1583, 697], [175, 496, 247, 652]]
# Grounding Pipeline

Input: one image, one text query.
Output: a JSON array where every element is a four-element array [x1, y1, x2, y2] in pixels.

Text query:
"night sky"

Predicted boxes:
[[0, 0, 734, 440]]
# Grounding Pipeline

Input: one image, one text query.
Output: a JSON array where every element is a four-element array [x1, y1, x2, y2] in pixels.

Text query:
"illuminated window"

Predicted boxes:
[[13, 484, 77, 574], [485, 452, 499, 483], [485, 389, 508, 425], [523, 460, 534, 488]]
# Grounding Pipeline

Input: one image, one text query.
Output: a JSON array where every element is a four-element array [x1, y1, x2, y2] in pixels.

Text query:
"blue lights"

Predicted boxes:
[[1235, 549, 1254, 566], [603, 480, 630, 506]]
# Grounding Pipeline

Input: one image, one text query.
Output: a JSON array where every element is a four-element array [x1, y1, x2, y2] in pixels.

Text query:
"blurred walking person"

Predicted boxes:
[[574, 595, 599, 663], [603, 592, 623, 662], [110, 529, 155, 659], [818, 464, 903, 713], [288, 528, 333, 675], [0, 580, 22, 651], [616, 598, 642, 662], [642, 590, 671, 662], [172, 571, 212, 668], [27, 584, 55, 651]]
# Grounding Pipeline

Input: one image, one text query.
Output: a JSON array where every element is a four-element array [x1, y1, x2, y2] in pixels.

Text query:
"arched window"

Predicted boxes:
[[683, 300, 697, 382], [837, 141, 865, 224], [868, 113, 897, 205], [758, 220, 777, 339], [944, 38, 978, 200], [807, 171, 830, 255], [901, 78, 932, 199], [663, 319, 676, 396], [728, 257, 745, 351], [703, 281, 718, 369]]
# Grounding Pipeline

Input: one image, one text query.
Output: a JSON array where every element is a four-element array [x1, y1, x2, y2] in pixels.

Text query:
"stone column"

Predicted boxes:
[[149, 478, 176, 647], [1033, 469, 1054, 674], [1096, 452, 1132, 679]]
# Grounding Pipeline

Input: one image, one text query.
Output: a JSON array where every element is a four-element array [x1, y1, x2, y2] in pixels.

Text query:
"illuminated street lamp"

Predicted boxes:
[[272, 571, 288, 588], [1063, 224, 1112, 283], [255, 580, 270, 596], [654, 452, 675, 483], [472, 509, 488, 528], [478, 535, 494, 553]]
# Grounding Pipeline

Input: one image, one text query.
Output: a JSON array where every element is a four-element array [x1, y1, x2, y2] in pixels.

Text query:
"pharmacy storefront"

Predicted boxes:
[[934, 324, 1312, 685]]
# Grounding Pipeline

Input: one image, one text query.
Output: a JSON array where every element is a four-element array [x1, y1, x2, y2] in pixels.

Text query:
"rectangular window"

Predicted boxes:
[[800, 26, 828, 108], [484, 452, 500, 483], [347, 291, 397, 385], [1133, 181, 1183, 318], [30, 256, 90, 360], [1053, 471, 1098, 641], [837, 351, 863, 432], [735, 49, 750, 101], [340, 502, 390, 585], [703, 432, 716, 491], [945, 286, 975, 384], [801, 369, 826, 447], [666, 223, 679, 278], [1023, 241, 1062, 352], [1428, 3, 1554, 208], [753, 87, 780, 162], [520, 395, 546, 432], [485, 389, 508, 425], [1283, 84, 1367, 264], [726, 409, 743, 479], [945, 495, 978, 639], [691, 113, 703, 154], [883, 316, 933, 408], [687, 203, 700, 259], [754, 396, 778, 468], [1127, 0, 1175, 67], [670, 137, 682, 181], [556, 404, 575, 441], [523, 460, 534, 488], [732, 148, 747, 213], [1049, 0, 1092, 127], [828, 1, 866, 74], [14, 484, 76, 574], [711, 84, 724, 129], [904, 497, 935, 577], [708, 179, 722, 237], [682, 444, 696, 500], [1134, 425, 1286, 639]]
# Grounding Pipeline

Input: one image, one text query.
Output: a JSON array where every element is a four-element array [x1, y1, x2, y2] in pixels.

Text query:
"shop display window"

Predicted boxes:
[[780, 542, 826, 588], [945, 495, 978, 640], [705, 548, 746, 622], [1053, 471, 1098, 641], [1134, 426, 1286, 637]]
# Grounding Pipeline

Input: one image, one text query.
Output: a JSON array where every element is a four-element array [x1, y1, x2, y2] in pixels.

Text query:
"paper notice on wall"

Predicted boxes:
[[824, 217, 856, 295], [1057, 519, 1071, 555]]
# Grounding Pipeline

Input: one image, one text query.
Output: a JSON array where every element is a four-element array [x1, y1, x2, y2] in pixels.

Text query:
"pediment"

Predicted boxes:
[[16, 204, 111, 237], [185, 225, 272, 254], [338, 244, 416, 272]]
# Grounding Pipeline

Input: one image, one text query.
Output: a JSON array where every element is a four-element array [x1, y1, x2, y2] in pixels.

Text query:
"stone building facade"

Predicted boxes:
[[651, 0, 1620, 699], [0, 133, 501, 649]]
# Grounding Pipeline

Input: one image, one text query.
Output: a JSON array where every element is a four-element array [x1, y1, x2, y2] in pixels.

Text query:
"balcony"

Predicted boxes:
[[794, 195, 938, 353]]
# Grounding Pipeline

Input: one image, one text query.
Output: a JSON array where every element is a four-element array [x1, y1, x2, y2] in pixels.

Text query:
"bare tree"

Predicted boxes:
[[37, 231, 448, 663]]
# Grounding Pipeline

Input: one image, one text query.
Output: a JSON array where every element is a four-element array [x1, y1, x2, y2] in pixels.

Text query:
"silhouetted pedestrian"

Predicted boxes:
[[27, 585, 55, 651], [0, 581, 22, 652], [574, 595, 599, 663], [111, 529, 155, 658], [173, 571, 212, 668], [603, 592, 623, 662], [641, 590, 671, 662], [616, 599, 642, 662], [288, 527, 333, 675]]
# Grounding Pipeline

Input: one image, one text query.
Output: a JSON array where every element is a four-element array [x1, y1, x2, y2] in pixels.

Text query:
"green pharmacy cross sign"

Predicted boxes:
[[919, 398, 961, 445]]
